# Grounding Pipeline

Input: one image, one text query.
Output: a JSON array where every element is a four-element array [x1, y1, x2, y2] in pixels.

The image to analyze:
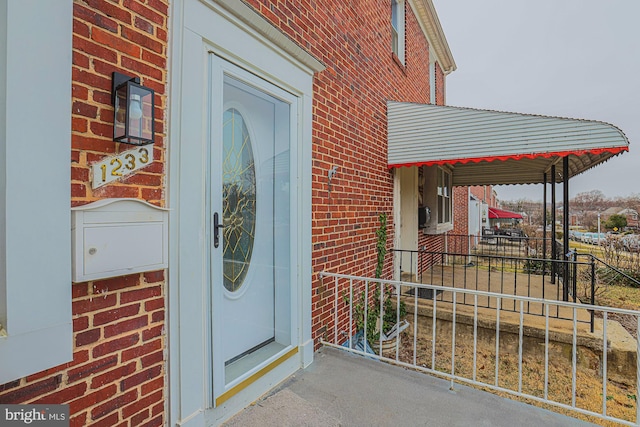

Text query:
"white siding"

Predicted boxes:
[[0, 0, 73, 384]]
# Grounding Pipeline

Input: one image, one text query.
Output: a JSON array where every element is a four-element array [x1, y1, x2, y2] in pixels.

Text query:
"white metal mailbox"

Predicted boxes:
[[72, 198, 169, 282]]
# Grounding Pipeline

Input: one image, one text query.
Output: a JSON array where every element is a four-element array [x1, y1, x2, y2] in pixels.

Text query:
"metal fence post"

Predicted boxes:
[[590, 256, 596, 333], [572, 251, 577, 303]]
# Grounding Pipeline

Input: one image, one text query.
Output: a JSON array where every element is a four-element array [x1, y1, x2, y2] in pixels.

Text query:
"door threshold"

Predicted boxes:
[[216, 345, 297, 407], [225, 341, 287, 385]]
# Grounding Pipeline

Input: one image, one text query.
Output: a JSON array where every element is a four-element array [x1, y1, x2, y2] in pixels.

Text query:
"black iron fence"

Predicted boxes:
[[392, 247, 594, 329], [426, 232, 556, 262], [402, 234, 640, 332]]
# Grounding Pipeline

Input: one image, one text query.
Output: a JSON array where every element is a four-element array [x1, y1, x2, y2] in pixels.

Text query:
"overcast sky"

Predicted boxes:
[[432, 0, 640, 202]]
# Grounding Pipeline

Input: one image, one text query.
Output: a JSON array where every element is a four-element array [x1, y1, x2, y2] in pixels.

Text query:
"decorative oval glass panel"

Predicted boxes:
[[222, 108, 256, 292]]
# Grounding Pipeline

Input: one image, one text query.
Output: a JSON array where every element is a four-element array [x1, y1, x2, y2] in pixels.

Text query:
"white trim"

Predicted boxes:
[[391, 0, 406, 64], [208, 0, 324, 73], [168, 0, 321, 424], [420, 165, 453, 234], [429, 49, 436, 104], [394, 167, 419, 278], [393, 170, 401, 281], [407, 0, 456, 74], [0, 0, 73, 384]]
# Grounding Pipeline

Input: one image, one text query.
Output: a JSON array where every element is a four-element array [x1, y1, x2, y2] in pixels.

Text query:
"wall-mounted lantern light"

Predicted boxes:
[[111, 72, 155, 146]]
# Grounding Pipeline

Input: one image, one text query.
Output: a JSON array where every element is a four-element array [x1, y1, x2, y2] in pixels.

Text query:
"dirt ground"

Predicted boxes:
[[387, 258, 640, 425], [384, 324, 636, 427], [597, 284, 640, 339], [392, 262, 640, 426]]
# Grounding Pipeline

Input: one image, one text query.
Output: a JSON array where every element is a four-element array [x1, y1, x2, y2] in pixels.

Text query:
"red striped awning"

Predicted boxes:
[[387, 102, 630, 186], [488, 207, 523, 219]]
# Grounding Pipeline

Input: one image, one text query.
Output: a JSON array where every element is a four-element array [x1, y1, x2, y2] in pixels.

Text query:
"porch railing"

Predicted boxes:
[[319, 271, 640, 427], [428, 232, 556, 262], [576, 252, 640, 293], [392, 248, 593, 328]]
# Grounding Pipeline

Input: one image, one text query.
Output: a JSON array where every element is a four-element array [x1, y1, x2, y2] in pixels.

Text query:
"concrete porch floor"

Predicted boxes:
[[222, 346, 596, 427]]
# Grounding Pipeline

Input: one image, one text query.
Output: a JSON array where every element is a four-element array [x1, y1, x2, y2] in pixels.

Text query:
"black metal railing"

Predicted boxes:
[[425, 232, 553, 261], [407, 234, 640, 332], [575, 252, 640, 299], [392, 247, 593, 328]]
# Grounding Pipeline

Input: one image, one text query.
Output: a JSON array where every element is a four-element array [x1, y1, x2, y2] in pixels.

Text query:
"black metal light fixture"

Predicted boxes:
[[112, 72, 155, 146]]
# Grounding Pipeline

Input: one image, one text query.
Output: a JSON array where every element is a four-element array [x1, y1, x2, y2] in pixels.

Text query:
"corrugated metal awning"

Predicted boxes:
[[387, 102, 629, 186], [488, 207, 523, 219]]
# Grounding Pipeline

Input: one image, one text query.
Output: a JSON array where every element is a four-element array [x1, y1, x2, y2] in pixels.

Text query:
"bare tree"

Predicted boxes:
[[572, 190, 607, 213]]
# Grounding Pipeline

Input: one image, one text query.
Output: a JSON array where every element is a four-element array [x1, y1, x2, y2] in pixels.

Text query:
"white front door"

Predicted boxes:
[[210, 57, 294, 396], [170, 4, 319, 422]]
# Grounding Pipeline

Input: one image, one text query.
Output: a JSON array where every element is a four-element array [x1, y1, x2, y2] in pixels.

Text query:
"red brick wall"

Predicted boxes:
[[452, 187, 469, 237], [0, 273, 166, 426], [243, 1, 440, 347], [0, 1, 168, 426], [469, 185, 497, 208], [71, 0, 167, 204], [469, 185, 484, 203], [417, 233, 445, 276], [417, 187, 468, 272], [2, 0, 448, 416]]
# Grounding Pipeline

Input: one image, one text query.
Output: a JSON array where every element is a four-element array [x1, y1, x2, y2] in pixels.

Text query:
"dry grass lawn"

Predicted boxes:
[[387, 308, 638, 427]]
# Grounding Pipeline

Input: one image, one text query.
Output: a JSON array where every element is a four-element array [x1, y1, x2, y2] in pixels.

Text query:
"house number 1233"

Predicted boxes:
[[91, 147, 154, 189]]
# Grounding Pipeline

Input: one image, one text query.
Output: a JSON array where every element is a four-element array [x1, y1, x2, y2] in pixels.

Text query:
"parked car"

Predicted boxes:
[[571, 231, 584, 242], [581, 232, 595, 244], [622, 234, 640, 252], [591, 233, 607, 245]]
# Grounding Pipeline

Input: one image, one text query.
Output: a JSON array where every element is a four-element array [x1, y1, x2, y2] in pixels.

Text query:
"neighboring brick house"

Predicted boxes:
[[451, 185, 496, 237], [0, 0, 456, 425], [601, 207, 640, 230], [619, 208, 639, 229]]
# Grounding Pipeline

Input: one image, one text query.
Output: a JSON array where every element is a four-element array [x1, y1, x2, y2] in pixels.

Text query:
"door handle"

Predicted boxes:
[[213, 212, 225, 248]]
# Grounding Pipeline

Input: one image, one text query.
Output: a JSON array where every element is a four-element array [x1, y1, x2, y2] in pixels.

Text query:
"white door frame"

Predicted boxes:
[[168, 1, 323, 425], [393, 167, 419, 281]]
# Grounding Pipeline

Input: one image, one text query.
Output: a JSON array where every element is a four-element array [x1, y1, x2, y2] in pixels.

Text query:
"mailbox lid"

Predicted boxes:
[[72, 199, 169, 282]]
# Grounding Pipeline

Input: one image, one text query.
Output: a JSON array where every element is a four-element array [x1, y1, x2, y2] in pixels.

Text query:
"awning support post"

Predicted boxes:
[[563, 156, 570, 301], [551, 165, 557, 285], [543, 172, 548, 283]]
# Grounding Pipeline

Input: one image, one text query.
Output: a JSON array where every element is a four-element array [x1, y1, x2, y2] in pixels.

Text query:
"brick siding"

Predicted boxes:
[[452, 186, 469, 237], [248, 0, 436, 348], [1, 0, 449, 421], [244, 0, 438, 348], [0, 1, 168, 426]]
